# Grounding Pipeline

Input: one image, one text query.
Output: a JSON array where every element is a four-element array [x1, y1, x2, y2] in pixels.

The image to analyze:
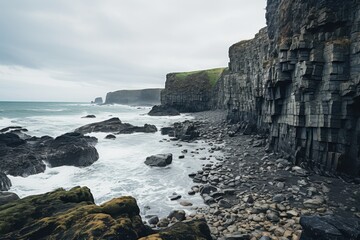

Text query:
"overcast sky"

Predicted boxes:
[[0, 1, 266, 102]]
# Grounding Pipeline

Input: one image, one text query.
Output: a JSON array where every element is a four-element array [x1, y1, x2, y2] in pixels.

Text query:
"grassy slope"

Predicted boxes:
[[173, 67, 226, 86]]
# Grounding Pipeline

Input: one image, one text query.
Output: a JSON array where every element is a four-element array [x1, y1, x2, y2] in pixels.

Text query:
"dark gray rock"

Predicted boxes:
[[145, 154, 173, 167], [148, 105, 180, 116], [105, 134, 116, 140], [218, 199, 232, 208], [173, 121, 200, 141], [82, 115, 96, 118], [0, 133, 26, 147], [45, 132, 99, 168], [0, 192, 19, 205], [105, 88, 162, 105], [300, 215, 360, 240], [272, 194, 286, 203], [0, 173, 11, 191], [148, 216, 159, 225], [200, 184, 218, 195], [92, 97, 103, 104], [75, 117, 157, 134], [160, 127, 175, 136], [168, 210, 186, 221]]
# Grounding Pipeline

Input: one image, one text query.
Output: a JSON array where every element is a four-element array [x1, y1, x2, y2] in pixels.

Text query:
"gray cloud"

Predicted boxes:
[[0, 0, 266, 101]]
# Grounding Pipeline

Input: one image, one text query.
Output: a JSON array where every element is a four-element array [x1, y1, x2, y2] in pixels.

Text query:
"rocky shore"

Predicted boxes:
[[178, 110, 360, 240]]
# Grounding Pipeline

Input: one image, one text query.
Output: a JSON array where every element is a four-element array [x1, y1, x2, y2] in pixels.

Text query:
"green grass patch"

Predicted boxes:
[[174, 67, 226, 86]]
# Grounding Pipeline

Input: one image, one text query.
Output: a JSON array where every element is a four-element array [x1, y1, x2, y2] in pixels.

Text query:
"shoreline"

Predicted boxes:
[[179, 110, 360, 239]]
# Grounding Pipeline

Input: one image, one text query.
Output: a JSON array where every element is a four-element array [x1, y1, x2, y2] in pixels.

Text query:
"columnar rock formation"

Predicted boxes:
[[105, 88, 162, 105], [214, 0, 360, 176]]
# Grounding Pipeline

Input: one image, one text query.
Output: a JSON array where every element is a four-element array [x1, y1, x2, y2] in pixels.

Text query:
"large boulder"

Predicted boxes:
[[0, 130, 100, 176], [0, 192, 19, 206], [0, 133, 26, 147], [148, 105, 180, 116], [75, 117, 157, 134], [145, 154, 173, 167], [0, 173, 11, 191], [174, 121, 200, 141], [45, 132, 99, 167], [0, 187, 211, 240], [300, 215, 360, 240]]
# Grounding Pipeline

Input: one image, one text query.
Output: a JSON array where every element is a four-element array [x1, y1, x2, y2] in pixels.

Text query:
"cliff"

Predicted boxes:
[[162, 0, 360, 176], [105, 88, 162, 106], [161, 68, 226, 112], [213, 0, 360, 176]]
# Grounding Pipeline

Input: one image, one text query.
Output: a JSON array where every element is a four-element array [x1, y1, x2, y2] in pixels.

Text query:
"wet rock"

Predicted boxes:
[[105, 134, 116, 139], [218, 199, 232, 208], [81, 114, 96, 118], [169, 193, 182, 201], [180, 200, 193, 206], [300, 215, 360, 240], [75, 117, 157, 134], [168, 210, 186, 221], [0, 173, 11, 191], [148, 105, 180, 116], [174, 121, 200, 141], [0, 192, 19, 205], [0, 133, 26, 147], [145, 153, 173, 167], [200, 184, 218, 195], [148, 215, 159, 225], [303, 196, 325, 208], [46, 132, 99, 167], [272, 194, 286, 203], [160, 127, 175, 136]]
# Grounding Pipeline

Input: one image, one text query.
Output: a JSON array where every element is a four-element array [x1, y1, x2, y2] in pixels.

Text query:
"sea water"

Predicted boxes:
[[0, 102, 220, 217]]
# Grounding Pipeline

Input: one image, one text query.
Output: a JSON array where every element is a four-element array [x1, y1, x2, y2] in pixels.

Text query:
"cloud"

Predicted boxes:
[[0, 0, 266, 101]]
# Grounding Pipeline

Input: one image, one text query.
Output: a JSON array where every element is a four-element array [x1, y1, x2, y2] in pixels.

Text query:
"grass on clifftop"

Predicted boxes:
[[174, 67, 226, 86]]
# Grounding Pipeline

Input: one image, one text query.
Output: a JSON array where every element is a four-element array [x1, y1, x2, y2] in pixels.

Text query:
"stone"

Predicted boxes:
[[303, 196, 325, 208], [218, 199, 232, 208], [266, 211, 280, 222], [168, 210, 186, 221], [0, 192, 19, 205], [273, 194, 286, 203], [148, 215, 159, 225], [200, 184, 218, 195], [75, 117, 157, 134], [169, 193, 181, 201], [0, 173, 11, 191], [300, 215, 360, 240], [180, 200, 193, 206], [173, 121, 200, 141], [105, 134, 116, 139], [157, 218, 170, 228], [145, 154, 173, 167], [82, 114, 96, 118], [148, 105, 180, 116], [224, 233, 251, 240], [45, 132, 99, 168]]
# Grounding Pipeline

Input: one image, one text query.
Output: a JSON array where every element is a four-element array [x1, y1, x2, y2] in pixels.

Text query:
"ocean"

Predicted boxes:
[[0, 101, 221, 217]]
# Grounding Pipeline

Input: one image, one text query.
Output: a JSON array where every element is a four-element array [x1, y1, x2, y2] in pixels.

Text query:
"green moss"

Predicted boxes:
[[173, 67, 226, 86]]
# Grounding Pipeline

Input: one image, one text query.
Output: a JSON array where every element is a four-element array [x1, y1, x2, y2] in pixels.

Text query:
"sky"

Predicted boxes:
[[0, 1, 266, 102]]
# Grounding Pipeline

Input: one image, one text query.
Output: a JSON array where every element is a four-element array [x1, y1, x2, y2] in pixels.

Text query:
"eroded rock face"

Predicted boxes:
[[0, 187, 211, 240], [105, 88, 162, 106], [75, 117, 157, 135], [213, 0, 360, 176], [0, 173, 11, 191]]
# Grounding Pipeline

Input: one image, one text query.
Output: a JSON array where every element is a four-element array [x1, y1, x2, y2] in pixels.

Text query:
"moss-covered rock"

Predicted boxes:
[[0, 187, 212, 240]]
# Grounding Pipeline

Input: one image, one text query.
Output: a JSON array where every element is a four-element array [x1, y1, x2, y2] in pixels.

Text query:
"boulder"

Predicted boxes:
[[0, 133, 26, 147], [0, 192, 19, 206], [168, 210, 186, 221], [300, 215, 360, 240], [105, 134, 116, 139], [148, 105, 180, 116], [75, 117, 157, 134], [45, 132, 99, 167], [174, 121, 200, 141], [160, 127, 175, 136], [0, 173, 11, 191], [145, 154, 173, 167], [0, 187, 153, 240], [82, 114, 96, 118]]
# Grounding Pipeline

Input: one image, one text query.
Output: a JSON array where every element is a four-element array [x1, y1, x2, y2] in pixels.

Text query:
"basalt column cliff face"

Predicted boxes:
[[214, 0, 360, 176]]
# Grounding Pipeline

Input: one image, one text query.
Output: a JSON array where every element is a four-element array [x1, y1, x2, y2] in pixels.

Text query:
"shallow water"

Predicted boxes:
[[0, 102, 220, 217]]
